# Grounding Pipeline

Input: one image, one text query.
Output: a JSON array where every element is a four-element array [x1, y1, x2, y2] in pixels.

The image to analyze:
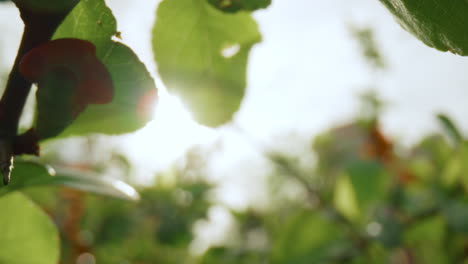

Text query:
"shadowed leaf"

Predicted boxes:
[[207, 0, 271, 13], [379, 0, 468, 55]]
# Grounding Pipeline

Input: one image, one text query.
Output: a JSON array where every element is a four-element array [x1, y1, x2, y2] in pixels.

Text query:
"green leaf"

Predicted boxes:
[[405, 216, 445, 245], [0, 159, 54, 195], [347, 161, 387, 211], [0, 192, 59, 264], [350, 27, 385, 69], [52, 167, 140, 200], [374, 211, 402, 248], [53, 0, 157, 136], [153, 0, 261, 126], [413, 135, 452, 176], [0, 160, 139, 200], [333, 161, 387, 222], [444, 199, 468, 234], [20, 38, 114, 139], [442, 143, 468, 189], [60, 43, 157, 135], [334, 173, 360, 221], [54, 0, 116, 49], [404, 216, 448, 264], [437, 114, 463, 146], [441, 147, 465, 187], [379, 0, 468, 55], [34, 68, 77, 139], [271, 211, 344, 264], [207, 0, 271, 13]]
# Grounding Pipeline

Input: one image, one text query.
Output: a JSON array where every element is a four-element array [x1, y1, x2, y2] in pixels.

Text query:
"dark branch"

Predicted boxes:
[[0, 9, 67, 138], [0, 5, 77, 184]]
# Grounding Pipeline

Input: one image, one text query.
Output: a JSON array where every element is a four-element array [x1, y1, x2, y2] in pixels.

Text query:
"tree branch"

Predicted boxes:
[[0, 9, 66, 137], [0, 5, 74, 184]]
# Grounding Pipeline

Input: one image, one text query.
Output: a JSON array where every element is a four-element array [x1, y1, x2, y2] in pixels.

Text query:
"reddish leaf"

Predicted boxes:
[[20, 38, 113, 110], [19, 38, 114, 139]]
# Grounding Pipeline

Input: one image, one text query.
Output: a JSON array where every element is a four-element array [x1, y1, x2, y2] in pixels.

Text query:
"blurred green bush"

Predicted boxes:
[[20, 106, 468, 264]]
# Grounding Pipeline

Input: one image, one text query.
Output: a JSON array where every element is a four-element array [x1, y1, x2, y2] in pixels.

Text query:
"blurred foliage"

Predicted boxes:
[[12, 98, 468, 263], [350, 26, 385, 70]]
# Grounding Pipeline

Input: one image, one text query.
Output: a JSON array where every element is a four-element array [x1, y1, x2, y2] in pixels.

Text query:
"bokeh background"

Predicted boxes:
[[2, 0, 468, 263]]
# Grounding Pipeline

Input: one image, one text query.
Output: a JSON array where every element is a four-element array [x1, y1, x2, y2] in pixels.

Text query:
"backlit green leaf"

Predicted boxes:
[[153, 0, 261, 126], [0, 160, 139, 200], [53, 0, 157, 136], [0, 159, 54, 195], [334, 173, 360, 221], [333, 161, 387, 222], [0, 192, 59, 264], [52, 167, 140, 200], [60, 43, 157, 135]]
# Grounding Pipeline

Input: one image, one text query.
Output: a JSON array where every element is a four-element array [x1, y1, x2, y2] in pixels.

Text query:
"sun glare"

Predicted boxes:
[[122, 90, 217, 184]]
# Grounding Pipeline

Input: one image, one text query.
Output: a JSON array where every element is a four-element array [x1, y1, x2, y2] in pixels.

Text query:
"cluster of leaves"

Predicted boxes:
[[25, 182, 212, 263], [26, 0, 156, 138], [0, 0, 268, 262]]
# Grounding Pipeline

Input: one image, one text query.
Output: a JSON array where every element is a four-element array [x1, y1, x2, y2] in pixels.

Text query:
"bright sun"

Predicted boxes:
[[121, 89, 217, 183]]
